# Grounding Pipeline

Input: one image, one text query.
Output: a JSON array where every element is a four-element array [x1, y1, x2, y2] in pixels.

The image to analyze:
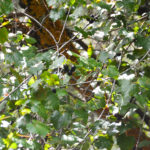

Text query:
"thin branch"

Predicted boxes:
[[83, 69, 100, 99], [21, 12, 58, 47], [58, 23, 90, 51], [72, 41, 124, 150], [58, 7, 72, 43], [110, 14, 148, 33], [0, 75, 32, 103], [68, 92, 85, 102], [135, 107, 147, 150], [66, 28, 88, 50], [121, 49, 150, 75]]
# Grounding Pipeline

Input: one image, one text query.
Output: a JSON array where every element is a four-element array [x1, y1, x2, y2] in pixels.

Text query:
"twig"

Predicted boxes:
[[72, 41, 124, 150], [68, 91, 85, 102], [121, 49, 150, 75], [110, 14, 148, 33], [135, 107, 147, 150], [58, 23, 90, 52], [83, 69, 100, 99], [66, 28, 88, 50], [21, 12, 58, 47], [58, 7, 72, 43], [0, 75, 32, 103]]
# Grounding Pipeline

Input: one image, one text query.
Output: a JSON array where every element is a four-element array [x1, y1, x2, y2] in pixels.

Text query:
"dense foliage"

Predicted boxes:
[[0, 0, 150, 149]]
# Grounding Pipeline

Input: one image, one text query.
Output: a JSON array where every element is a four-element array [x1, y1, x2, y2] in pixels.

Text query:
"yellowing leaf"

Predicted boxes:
[[8, 132, 13, 139], [87, 43, 93, 58], [28, 76, 37, 86], [96, 0, 101, 2], [41, 72, 60, 86], [0, 115, 10, 120], [0, 97, 4, 101], [44, 144, 51, 150], [0, 27, 8, 44], [89, 135, 94, 142], [106, 0, 111, 3], [9, 143, 17, 149], [21, 108, 31, 115], [70, 0, 76, 5], [1, 21, 10, 27], [15, 99, 26, 106], [3, 139, 9, 147]]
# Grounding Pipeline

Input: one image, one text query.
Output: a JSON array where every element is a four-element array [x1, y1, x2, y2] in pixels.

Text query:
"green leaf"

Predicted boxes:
[[82, 142, 90, 150], [59, 112, 72, 127], [26, 120, 49, 137], [0, 0, 13, 15], [107, 65, 119, 79], [138, 76, 150, 89], [99, 51, 111, 63], [139, 140, 150, 148], [0, 84, 4, 97], [117, 134, 135, 150], [16, 115, 31, 128], [0, 27, 8, 44], [50, 56, 65, 69], [35, 50, 53, 62], [135, 36, 150, 51], [135, 94, 147, 106], [22, 45, 37, 58], [46, 92, 60, 110], [119, 79, 133, 105], [70, 0, 76, 6], [0, 17, 3, 23], [51, 111, 71, 129], [71, 6, 85, 19], [94, 135, 113, 150], [51, 111, 61, 129], [29, 62, 45, 75], [116, 0, 136, 12], [25, 36, 37, 44], [56, 89, 68, 98], [50, 8, 65, 22], [75, 27, 91, 38], [127, 49, 147, 60], [5, 52, 23, 65], [75, 109, 88, 124], [97, 1, 111, 11], [31, 104, 47, 120]]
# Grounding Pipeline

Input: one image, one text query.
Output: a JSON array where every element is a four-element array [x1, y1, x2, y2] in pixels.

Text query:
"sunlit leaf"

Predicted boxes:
[[50, 56, 65, 69], [28, 76, 37, 86], [21, 108, 31, 115], [87, 43, 93, 58]]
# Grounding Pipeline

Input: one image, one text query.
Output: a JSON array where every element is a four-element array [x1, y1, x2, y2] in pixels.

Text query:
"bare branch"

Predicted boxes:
[[0, 75, 32, 103], [58, 7, 72, 43], [21, 12, 58, 47]]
